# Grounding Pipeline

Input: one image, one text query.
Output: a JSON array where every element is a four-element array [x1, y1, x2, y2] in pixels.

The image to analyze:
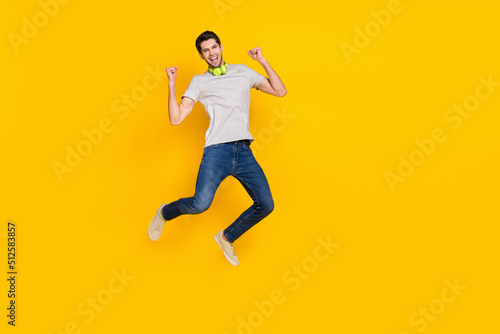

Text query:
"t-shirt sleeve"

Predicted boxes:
[[182, 76, 200, 103], [246, 65, 265, 89]]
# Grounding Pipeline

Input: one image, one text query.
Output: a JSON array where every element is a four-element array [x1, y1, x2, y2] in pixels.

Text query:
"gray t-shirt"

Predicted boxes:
[[182, 64, 264, 147]]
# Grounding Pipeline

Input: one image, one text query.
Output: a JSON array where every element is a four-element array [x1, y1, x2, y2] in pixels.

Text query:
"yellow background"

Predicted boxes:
[[1, 0, 499, 333]]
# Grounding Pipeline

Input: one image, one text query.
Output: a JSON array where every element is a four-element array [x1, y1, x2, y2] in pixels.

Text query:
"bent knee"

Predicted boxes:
[[191, 198, 212, 214], [260, 199, 274, 216]]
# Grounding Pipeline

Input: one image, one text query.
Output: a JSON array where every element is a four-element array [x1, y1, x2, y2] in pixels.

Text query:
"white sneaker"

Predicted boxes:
[[148, 204, 168, 241], [214, 230, 239, 266]]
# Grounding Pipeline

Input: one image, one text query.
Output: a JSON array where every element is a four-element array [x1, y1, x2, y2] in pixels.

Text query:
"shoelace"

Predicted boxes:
[[154, 219, 163, 230]]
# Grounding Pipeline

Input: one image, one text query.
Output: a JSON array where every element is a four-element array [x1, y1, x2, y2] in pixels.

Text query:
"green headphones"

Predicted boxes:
[[209, 61, 228, 76]]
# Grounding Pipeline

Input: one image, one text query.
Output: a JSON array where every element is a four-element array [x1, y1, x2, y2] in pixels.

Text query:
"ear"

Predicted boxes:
[[220, 44, 223, 52], [199, 53, 204, 60]]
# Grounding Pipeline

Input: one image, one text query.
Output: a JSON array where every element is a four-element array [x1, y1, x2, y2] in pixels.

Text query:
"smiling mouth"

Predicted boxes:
[[210, 56, 219, 63]]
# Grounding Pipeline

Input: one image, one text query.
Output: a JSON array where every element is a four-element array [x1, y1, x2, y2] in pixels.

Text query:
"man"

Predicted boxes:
[[148, 30, 286, 266]]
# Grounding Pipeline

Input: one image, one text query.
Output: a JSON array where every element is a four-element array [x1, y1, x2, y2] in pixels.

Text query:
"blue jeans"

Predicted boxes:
[[162, 140, 274, 243]]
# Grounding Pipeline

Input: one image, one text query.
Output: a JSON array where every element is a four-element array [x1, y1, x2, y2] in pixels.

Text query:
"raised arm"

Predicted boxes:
[[248, 47, 287, 98], [166, 66, 196, 125]]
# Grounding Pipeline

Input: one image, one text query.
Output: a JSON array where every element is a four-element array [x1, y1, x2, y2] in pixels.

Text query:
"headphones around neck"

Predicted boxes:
[[209, 61, 228, 76]]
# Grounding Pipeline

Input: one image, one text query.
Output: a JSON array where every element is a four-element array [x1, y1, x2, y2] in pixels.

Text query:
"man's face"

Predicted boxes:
[[199, 38, 223, 69]]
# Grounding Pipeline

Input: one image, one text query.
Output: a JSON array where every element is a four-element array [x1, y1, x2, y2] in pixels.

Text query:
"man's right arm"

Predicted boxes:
[[166, 66, 195, 125]]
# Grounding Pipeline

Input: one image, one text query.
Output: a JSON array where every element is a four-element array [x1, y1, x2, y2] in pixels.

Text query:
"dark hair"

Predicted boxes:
[[195, 30, 221, 54]]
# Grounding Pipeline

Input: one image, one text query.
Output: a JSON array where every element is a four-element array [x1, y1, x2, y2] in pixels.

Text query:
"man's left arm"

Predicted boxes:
[[248, 47, 287, 97]]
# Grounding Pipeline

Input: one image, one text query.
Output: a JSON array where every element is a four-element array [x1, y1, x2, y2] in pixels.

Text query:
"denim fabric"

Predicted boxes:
[[162, 140, 274, 242]]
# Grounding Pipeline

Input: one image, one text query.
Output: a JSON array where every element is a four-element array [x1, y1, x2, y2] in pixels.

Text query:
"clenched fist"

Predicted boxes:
[[166, 66, 177, 82], [247, 47, 265, 62]]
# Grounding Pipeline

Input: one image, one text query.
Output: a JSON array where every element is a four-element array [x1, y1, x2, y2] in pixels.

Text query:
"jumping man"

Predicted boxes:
[[148, 30, 287, 266]]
